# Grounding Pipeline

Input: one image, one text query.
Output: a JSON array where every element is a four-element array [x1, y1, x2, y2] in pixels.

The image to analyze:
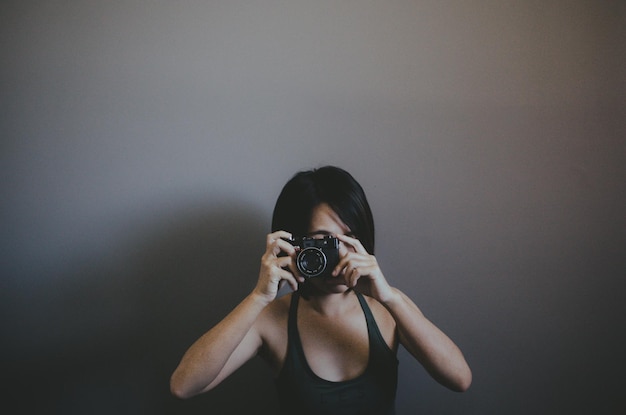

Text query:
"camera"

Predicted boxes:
[[288, 236, 340, 279]]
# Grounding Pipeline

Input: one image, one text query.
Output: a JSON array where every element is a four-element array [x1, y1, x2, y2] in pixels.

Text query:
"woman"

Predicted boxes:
[[170, 166, 471, 414]]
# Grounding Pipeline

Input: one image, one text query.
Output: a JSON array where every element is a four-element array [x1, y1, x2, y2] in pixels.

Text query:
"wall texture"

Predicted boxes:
[[2, 1, 624, 414]]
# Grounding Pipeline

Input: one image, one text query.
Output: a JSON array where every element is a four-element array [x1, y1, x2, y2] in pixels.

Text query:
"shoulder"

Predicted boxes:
[[255, 293, 292, 370], [256, 292, 292, 333], [266, 292, 293, 316]]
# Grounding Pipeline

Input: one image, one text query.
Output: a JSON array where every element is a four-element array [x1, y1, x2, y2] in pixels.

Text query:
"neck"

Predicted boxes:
[[301, 288, 357, 316]]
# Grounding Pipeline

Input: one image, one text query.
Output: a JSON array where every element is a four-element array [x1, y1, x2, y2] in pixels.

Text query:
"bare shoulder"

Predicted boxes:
[[255, 293, 292, 343], [255, 293, 292, 372], [259, 293, 291, 323]]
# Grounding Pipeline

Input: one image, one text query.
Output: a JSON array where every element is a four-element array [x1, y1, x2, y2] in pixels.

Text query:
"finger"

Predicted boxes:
[[267, 231, 293, 249], [278, 268, 300, 291], [276, 255, 294, 269], [272, 254, 305, 284], [287, 261, 305, 283], [268, 230, 293, 243], [333, 253, 366, 276], [269, 236, 297, 257], [347, 266, 361, 288], [335, 234, 368, 255], [349, 263, 379, 288]]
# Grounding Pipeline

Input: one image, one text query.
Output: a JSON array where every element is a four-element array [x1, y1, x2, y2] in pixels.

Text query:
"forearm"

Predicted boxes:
[[170, 291, 269, 398], [383, 288, 472, 392]]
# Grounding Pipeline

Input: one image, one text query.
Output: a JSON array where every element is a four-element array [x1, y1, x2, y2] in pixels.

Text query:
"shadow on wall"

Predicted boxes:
[[4, 201, 279, 415]]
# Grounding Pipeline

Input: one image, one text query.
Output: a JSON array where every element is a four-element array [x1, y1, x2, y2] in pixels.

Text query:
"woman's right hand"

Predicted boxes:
[[253, 231, 303, 303]]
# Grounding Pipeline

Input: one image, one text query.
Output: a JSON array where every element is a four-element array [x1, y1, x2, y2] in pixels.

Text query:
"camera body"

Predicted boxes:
[[289, 236, 340, 279]]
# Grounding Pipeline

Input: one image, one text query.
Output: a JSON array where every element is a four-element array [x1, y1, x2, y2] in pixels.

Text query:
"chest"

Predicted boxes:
[[261, 295, 396, 382], [297, 306, 370, 381]]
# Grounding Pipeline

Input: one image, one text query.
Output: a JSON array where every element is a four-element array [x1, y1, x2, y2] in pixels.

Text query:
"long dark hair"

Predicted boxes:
[[271, 166, 375, 254]]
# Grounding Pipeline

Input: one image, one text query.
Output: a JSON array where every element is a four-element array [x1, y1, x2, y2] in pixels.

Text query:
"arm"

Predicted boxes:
[[382, 288, 472, 392], [334, 234, 472, 392], [170, 231, 300, 399], [170, 292, 268, 399]]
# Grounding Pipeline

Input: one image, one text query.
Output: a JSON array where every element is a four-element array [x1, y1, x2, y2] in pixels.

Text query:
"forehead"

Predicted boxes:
[[308, 203, 351, 235]]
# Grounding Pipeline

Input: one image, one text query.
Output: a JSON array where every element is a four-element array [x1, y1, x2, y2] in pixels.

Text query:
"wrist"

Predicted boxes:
[[379, 287, 403, 308], [249, 288, 274, 307]]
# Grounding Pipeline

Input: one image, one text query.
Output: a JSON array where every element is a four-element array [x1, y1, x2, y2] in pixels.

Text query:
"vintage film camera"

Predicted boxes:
[[288, 236, 340, 279]]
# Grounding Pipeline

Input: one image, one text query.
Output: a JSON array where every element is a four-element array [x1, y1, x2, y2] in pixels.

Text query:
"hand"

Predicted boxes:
[[332, 234, 395, 303], [253, 231, 303, 303]]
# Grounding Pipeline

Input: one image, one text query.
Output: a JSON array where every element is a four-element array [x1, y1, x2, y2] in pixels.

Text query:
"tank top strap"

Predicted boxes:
[[292, 290, 380, 344], [287, 290, 392, 364], [355, 291, 390, 355], [287, 291, 300, 340], [355, 291, 373, 323]]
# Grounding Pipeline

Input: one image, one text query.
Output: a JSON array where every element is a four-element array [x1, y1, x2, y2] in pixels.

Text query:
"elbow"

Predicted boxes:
[[451, 368, 472, 393], [454, 377, 472, 393], [170, 373, 193, 400], [170, 386, 190, 400], [169, 382, 188, 400], [170, 371, 214, 399], [436, 364, 472, 392]]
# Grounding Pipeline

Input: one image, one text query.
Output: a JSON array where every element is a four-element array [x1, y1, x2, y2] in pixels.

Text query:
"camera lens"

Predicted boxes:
[[296, 247, 327, 278]]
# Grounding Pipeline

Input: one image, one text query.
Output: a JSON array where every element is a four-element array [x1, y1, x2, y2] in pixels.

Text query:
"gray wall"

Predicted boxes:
[[2, 1, 624, 414]]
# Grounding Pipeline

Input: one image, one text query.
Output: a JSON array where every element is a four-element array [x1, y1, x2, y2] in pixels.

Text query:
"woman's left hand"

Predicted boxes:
[[332, 234, 395, 303]]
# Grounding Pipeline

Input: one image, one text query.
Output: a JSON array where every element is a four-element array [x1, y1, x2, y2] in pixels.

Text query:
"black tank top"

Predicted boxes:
[[275, 291, 398, 415]]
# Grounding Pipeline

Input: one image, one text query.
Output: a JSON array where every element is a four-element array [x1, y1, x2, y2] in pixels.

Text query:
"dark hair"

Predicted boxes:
[[271, 166, 375, 254]]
